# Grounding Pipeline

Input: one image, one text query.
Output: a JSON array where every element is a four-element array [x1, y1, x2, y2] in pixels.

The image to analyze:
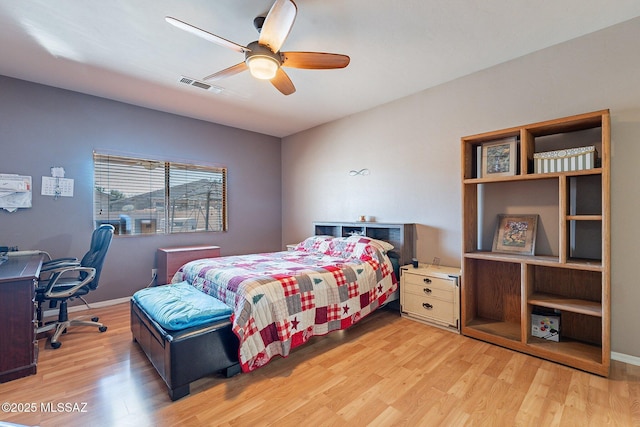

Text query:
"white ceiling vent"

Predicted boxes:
[[178, 76, 223, 93]]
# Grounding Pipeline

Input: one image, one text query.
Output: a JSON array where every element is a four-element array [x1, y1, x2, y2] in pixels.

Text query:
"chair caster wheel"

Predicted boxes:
[[99, 326, 107, 332], [92, 317, 99, 322], [51, 341, 62, 349]]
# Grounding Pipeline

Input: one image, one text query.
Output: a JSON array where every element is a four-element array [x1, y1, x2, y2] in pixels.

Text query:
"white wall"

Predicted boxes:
[[282, 17, 640, 357]]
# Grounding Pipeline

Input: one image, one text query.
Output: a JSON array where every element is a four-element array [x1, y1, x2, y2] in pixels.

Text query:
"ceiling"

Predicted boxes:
[[1, 1, 640, 138]]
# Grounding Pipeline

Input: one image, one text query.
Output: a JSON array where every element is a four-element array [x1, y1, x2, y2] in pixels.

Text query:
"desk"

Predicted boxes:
[[0, 254, 42, 382]]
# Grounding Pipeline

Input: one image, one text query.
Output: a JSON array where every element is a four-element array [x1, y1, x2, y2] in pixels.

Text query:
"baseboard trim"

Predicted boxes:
[[612, 351, 640, 367], [43, 296, 131, 318]]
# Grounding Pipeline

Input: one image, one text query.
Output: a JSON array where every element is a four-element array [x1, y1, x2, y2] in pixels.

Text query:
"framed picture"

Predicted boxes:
[[482, 137, 518, 177], [492, 214, 538, 255]]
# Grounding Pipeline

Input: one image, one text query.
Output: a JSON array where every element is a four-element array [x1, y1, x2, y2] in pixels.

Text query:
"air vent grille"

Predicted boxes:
[[191, 81, 211, 90], [177, 76, 222, 93]]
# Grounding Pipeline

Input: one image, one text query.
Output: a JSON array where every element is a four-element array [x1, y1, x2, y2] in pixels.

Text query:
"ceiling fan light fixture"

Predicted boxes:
[[247, 55, 279, 80], [167, 1, 349, 95]]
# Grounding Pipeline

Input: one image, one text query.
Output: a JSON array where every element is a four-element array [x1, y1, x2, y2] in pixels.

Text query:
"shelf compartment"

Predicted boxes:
[[567, 311, 603, 346], [527, 111, 605, 136], [462, 258, 522, 341], [366, 227, 401, 246], [567, 175, 602, 216], [462, 131, 521, 180], [564, 173, 603, 262], [526, 127, 603, 176], [341, 226, 365, 236], [314, 224, 339, 236], [527, 310, 602, 347], [567, 220, 602, 261], [530, 265, 602, 303]]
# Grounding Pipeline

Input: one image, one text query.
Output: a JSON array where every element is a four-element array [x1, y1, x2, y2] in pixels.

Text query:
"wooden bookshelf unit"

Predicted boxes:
[[460, 110, 610, 376]]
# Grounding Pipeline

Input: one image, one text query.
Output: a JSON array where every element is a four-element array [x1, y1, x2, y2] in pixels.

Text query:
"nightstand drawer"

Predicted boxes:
[[402, 296, 455, 324], [402, 273, 454, 302]]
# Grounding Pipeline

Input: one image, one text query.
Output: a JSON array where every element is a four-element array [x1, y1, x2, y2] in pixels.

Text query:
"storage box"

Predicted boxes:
[[531, 312, 560, 341], [534, 146, 597, 174]]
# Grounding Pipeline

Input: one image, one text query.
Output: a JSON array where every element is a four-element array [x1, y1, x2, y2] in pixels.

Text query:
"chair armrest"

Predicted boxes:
[[40, 266, 96, 299], [42, 258, 80, 272]]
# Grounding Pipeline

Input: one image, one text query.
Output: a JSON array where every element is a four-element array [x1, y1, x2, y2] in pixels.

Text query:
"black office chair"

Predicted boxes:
[[36, 224, 115, 348]]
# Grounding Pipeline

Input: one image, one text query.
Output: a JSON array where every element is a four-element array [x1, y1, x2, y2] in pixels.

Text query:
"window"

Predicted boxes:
[[93, 152, 227, 235]]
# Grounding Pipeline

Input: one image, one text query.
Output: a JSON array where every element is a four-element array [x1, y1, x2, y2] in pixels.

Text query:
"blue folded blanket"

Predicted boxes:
[[133, 281, 232, 330]]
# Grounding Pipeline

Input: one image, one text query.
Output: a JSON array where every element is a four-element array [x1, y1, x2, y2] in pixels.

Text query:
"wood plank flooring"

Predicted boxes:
[[1, 302, 639, 426]]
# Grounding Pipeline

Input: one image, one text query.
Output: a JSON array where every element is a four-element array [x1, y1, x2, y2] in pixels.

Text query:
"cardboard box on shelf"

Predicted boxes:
[[531, 311, 560, 342]]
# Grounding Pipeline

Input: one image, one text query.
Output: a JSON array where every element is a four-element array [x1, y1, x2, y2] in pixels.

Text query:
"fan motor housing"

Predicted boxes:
[[245, 41, 283, 65]]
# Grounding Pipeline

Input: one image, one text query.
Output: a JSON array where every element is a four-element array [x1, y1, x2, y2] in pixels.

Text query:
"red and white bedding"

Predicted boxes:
[[172, 235, 397, 372]]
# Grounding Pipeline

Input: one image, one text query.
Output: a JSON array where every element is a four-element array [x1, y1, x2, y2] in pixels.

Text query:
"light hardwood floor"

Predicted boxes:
[[1, 302, 639, 427]]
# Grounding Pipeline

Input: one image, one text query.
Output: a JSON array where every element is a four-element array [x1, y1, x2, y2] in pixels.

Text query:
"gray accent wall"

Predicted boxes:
[[0, 76, 282, 302]]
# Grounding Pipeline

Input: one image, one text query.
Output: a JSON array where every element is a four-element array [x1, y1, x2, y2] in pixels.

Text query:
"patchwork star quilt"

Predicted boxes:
[[172, 235, 397, 372]]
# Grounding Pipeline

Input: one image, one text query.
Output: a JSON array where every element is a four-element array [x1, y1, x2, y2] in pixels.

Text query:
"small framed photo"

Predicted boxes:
[[492, 214, 538, 255], [482, 137, 518, 177]]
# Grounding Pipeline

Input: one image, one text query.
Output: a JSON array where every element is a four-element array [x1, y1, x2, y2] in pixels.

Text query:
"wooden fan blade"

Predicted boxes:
[[281, 52, 350, 69], [165, 16, 248, 54], [203, 62, 248, 81], [270, 68, 296, 95], [259, 0, 297, 53]]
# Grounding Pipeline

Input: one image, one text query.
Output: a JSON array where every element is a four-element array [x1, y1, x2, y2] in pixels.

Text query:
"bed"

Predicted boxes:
[[131, 233, 403, 399]]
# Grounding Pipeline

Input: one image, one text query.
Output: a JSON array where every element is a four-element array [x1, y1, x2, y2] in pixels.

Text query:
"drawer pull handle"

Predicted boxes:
[[423, 278, 432, 284], [423, 287, 432, 294], [422, 302, 433, 310]]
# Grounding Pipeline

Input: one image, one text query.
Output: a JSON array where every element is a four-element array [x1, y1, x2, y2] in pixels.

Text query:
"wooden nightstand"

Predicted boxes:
[[400, 264, 461, 333]]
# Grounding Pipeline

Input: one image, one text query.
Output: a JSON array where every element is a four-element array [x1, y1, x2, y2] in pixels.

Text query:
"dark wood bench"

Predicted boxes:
[[130, 298, 241, 400]]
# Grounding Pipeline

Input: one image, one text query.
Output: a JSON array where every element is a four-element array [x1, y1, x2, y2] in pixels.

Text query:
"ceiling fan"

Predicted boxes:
[[165, 0, 350, 96]]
